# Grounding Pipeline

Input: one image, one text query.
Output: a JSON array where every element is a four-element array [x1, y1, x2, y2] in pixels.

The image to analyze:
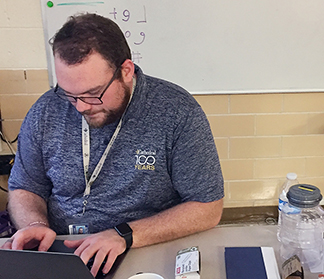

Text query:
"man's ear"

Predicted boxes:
[[121, 59, 135, 83]]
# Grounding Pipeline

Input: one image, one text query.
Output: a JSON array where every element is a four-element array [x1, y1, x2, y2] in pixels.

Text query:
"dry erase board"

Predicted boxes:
[[41, 0, 324, 94]]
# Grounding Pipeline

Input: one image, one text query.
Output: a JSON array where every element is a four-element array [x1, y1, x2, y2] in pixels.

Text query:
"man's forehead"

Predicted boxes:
[[54, 51, 114, 69]]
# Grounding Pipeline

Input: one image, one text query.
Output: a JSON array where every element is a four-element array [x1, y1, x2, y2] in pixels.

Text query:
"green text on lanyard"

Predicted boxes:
[[81, 77, 136, 214]]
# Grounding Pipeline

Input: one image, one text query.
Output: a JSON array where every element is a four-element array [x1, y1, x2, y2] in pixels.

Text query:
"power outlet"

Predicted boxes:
[[0, 155, 15, 175]]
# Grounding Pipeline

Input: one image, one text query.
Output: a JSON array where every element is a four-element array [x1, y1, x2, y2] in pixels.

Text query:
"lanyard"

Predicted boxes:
[[81, 77, 136, 214]]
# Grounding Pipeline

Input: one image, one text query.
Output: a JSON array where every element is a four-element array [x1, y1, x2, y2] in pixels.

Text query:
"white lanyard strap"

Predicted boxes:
[[81, 77, 136, 212], [82, 114, 122, 195]]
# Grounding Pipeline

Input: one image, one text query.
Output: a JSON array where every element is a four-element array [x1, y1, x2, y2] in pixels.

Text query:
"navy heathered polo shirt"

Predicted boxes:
[[9, 65, 224, 234]]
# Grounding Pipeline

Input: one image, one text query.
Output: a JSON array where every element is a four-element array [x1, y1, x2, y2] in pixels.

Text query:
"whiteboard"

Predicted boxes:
[[40, 0, 324, 94]]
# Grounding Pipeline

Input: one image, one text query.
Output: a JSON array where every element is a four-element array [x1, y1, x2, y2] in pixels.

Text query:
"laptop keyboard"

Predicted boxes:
[[86, 256, 107, 279]]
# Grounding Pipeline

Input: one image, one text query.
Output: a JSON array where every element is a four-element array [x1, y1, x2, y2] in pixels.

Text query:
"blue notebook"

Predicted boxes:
[[225, 247, 280, 279]]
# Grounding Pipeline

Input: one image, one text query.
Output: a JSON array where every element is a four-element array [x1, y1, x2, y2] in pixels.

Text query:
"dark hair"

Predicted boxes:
[[51, 13, 131, 76]]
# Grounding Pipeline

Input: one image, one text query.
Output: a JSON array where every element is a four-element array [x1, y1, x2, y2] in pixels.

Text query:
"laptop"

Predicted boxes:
[[0, 240, 123, 279]]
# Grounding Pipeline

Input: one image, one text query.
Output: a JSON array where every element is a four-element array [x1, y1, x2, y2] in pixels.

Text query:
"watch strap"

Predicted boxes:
[[114, 223, 133, 249]]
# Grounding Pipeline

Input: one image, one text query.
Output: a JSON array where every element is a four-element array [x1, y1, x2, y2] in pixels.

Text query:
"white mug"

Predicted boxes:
[[127, 273, 164, 279]]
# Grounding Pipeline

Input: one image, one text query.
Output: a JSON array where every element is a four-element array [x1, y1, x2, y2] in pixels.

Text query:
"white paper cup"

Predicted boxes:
[[127, 273, 164, 279]]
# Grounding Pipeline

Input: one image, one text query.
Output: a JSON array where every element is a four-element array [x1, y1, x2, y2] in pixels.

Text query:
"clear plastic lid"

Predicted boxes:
[[287, 184, 322, 208]]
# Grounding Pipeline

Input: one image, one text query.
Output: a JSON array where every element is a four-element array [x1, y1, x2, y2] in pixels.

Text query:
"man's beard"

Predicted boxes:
[[83, 83, 131, 128]]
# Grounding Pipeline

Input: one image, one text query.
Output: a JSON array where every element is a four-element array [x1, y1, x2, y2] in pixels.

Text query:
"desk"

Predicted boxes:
[[0, 224, 319, 278]]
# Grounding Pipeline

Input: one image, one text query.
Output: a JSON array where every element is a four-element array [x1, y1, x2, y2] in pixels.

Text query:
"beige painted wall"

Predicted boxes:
[[1, 0, 324, 211]]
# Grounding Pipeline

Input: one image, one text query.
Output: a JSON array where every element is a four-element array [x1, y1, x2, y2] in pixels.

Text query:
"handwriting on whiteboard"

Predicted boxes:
[[108, 6, 147, 63]]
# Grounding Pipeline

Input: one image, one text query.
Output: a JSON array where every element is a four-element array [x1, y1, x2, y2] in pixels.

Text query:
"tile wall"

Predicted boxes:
[[195, 93, 324, 208]]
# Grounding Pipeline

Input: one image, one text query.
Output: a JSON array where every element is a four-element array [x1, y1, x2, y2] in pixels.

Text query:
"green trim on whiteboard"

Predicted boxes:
[[57, 2, 104, 6]]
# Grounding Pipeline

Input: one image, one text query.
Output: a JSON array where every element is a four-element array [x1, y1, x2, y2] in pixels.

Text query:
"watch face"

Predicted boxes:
[[116, 223, 132, 235]]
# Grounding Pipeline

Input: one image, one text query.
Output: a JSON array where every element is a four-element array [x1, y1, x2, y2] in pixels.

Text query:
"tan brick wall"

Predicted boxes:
[[195, 93, 324, 208]]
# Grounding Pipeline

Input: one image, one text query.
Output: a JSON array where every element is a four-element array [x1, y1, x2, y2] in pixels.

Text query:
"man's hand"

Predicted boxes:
[[0, 225, 56, 251], [64, 229, 126, 277]]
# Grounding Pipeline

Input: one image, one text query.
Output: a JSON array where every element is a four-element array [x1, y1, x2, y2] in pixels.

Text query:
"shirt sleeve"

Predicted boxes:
[[8, 103, 53, 201], [170, 105, 224, 203]]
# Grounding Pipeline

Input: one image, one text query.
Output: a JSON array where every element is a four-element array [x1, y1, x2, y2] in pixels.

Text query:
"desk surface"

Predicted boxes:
[[0, 224, 319, 278]]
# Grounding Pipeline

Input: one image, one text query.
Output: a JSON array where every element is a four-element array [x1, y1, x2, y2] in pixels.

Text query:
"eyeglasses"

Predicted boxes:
[[54, 67, 120, 105]]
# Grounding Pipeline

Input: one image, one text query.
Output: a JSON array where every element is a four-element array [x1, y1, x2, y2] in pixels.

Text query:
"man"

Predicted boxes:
[[2, 13, 224, 277]]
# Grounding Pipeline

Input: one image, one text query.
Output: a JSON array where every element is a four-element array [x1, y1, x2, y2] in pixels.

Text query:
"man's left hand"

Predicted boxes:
[[64, 229, 126, 277]]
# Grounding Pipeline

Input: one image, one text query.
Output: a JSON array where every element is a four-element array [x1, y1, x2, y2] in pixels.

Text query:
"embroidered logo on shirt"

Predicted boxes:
[[135, 149, 156, 171]]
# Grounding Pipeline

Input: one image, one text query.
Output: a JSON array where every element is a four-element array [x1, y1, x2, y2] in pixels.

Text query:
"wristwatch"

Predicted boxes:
[[114, 223, 133, 249]]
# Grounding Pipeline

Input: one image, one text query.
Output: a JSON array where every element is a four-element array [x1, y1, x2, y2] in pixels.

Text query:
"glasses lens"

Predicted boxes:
[[55, 91, 77, 103], [79, 97, 103, 105], [54, 84, 105, 105]]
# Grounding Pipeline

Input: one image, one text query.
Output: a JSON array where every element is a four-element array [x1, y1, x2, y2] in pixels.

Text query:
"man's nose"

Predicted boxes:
[[74, 99, 92, 113]]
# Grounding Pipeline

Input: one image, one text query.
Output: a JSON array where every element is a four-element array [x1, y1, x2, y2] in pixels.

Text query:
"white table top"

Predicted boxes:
[[0, 224, 319, 278]]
